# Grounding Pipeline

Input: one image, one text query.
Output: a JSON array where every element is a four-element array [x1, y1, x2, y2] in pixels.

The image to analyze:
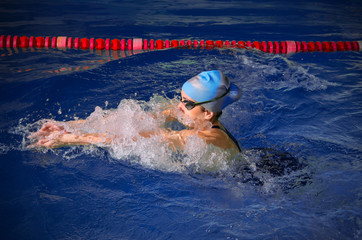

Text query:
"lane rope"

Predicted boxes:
[[1, 35, 361, 54]]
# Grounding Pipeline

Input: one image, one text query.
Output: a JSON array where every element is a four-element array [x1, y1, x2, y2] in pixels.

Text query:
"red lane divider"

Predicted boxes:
[[0, 35, 361, 54], [74, 37, 80, 49]]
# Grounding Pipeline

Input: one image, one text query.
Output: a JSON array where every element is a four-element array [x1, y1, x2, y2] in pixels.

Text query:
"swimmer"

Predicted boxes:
[[28, 70, 242, 152]]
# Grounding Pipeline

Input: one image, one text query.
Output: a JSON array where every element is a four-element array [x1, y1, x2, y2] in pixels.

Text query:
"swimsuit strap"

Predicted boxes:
[[212, 124, 241, 152]]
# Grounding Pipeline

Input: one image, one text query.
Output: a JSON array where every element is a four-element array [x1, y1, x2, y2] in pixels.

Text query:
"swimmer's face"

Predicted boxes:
[[178, 90, 214, 124]]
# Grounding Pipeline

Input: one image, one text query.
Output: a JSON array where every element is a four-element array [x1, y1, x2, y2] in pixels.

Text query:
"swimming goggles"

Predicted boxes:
[[181, 87, 230, 111]]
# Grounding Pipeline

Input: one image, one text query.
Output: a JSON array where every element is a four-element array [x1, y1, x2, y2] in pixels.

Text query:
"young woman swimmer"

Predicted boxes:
[[28, 70, 242, 152]]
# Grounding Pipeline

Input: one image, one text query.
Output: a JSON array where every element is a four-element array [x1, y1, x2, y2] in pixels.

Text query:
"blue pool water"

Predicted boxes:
[[0, 0, 361, 239]]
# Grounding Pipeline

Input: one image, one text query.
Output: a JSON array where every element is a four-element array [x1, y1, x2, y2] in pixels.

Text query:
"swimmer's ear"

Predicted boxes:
[[204, 110, 214, 121]]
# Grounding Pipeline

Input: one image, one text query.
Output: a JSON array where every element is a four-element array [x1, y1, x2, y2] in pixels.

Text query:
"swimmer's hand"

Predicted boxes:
[[28, 132, 77, 148], [28, 121, 65, 140]]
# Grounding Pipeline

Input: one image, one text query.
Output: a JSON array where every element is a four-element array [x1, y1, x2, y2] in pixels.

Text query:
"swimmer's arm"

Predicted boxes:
[[65, 119, 86, 128], [62, 132, 112, 146], [29, 132, 112, 148], [150, 105, 178, 122], [147, 129, 225, 151], [160, 106, 175, 117], [138, 128, 229, 151], [138, 129, 195, 150]]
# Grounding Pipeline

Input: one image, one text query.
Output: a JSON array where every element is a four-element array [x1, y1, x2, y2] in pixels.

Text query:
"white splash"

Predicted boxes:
[[20, 95, 236, 173]]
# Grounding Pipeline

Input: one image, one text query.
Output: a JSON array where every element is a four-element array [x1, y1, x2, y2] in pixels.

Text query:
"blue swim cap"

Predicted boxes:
[[182, 70, 241, 112]]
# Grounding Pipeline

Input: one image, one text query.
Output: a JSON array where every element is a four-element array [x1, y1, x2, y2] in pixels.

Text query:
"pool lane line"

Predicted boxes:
[[0, 35, 361, 54]]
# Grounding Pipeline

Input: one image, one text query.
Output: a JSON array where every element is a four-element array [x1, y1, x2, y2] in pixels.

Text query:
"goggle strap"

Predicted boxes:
[[191, 87, 230, 106]]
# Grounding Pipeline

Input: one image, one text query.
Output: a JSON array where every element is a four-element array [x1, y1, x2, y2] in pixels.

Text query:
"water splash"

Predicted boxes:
[[17, 95, 238, 173], [12, 106, 309, 196]]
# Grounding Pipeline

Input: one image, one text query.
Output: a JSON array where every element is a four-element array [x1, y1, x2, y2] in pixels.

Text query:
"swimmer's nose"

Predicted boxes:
[[177, 102, 185, 113]]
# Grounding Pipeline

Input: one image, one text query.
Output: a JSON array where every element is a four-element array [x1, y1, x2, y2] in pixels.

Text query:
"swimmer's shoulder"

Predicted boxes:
[[198, 127, 240, 152]]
